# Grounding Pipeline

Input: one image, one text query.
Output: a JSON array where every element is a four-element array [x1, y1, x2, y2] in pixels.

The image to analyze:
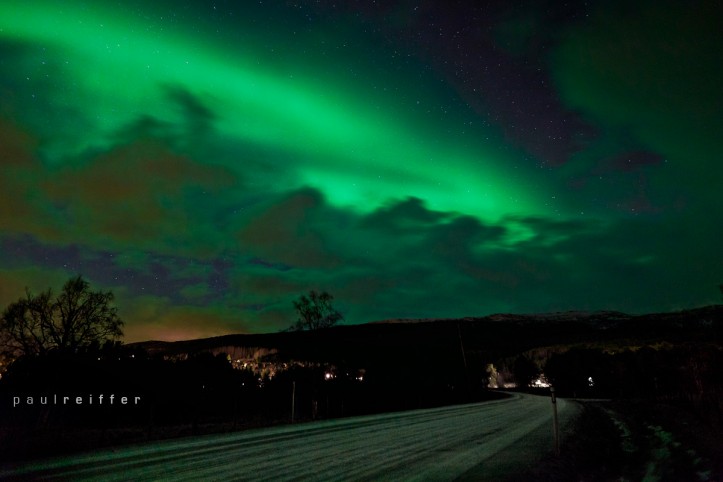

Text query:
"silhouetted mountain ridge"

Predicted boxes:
[[130, 305, 722, 363]]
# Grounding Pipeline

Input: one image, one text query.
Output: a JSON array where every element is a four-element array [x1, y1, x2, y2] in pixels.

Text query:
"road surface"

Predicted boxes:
[[1, 393, 577, 481]]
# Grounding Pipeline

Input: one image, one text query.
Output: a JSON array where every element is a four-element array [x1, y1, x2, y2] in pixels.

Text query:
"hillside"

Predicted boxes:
[[130, 305, 722, 365]]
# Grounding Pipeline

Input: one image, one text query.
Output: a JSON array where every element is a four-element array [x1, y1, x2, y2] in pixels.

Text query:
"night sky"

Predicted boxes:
[[0, 1, 720, 342]]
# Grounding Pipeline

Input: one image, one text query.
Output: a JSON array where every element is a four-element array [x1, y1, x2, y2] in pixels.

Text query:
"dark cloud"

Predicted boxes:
[[226, 189, 720, 325], [238, 188, 346, 270], [363, 197, 449, 232], [163, 85, 217, 131], [0, 119, 58, 238], [112, 87, 219, 154], [42, 139, 237, 250]]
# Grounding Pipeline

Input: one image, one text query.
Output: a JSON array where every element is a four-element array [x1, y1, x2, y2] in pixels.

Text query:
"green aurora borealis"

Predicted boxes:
[[0, 0, 720, 341]]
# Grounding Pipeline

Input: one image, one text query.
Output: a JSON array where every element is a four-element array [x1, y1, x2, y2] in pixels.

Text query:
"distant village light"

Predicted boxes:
[[531, 374, 551, 388]]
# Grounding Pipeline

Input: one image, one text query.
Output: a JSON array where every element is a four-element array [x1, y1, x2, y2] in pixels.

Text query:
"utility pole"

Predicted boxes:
[[550, 387, 560, 456], [291, 381, 296, 423], [457, 323, 470, 398], [457, 323, 468, 371]]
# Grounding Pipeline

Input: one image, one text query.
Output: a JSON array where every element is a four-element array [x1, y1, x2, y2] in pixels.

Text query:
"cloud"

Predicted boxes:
[[2, 158, 718, 340], [551, 0, 721, 210], [0, 116, 242, 256], [0, 119, 56, 238], [362, 197, 450, 232], [238, 188, 346, 270]]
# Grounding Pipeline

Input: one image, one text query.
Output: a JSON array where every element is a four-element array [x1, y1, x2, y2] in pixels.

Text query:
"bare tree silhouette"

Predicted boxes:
[[291, 290, 343, 331], [0, 275, 123, 358]]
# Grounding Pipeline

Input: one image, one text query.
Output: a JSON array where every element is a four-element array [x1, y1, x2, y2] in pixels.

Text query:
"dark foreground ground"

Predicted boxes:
[[1, 394, 575, 481], [0, 390, 509, 464], [3, 395, 720, 481], [512, 399, 723, 482]]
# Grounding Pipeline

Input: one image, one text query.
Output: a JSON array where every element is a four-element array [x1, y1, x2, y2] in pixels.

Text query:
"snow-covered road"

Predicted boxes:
[[1, 393, 576, 481]]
